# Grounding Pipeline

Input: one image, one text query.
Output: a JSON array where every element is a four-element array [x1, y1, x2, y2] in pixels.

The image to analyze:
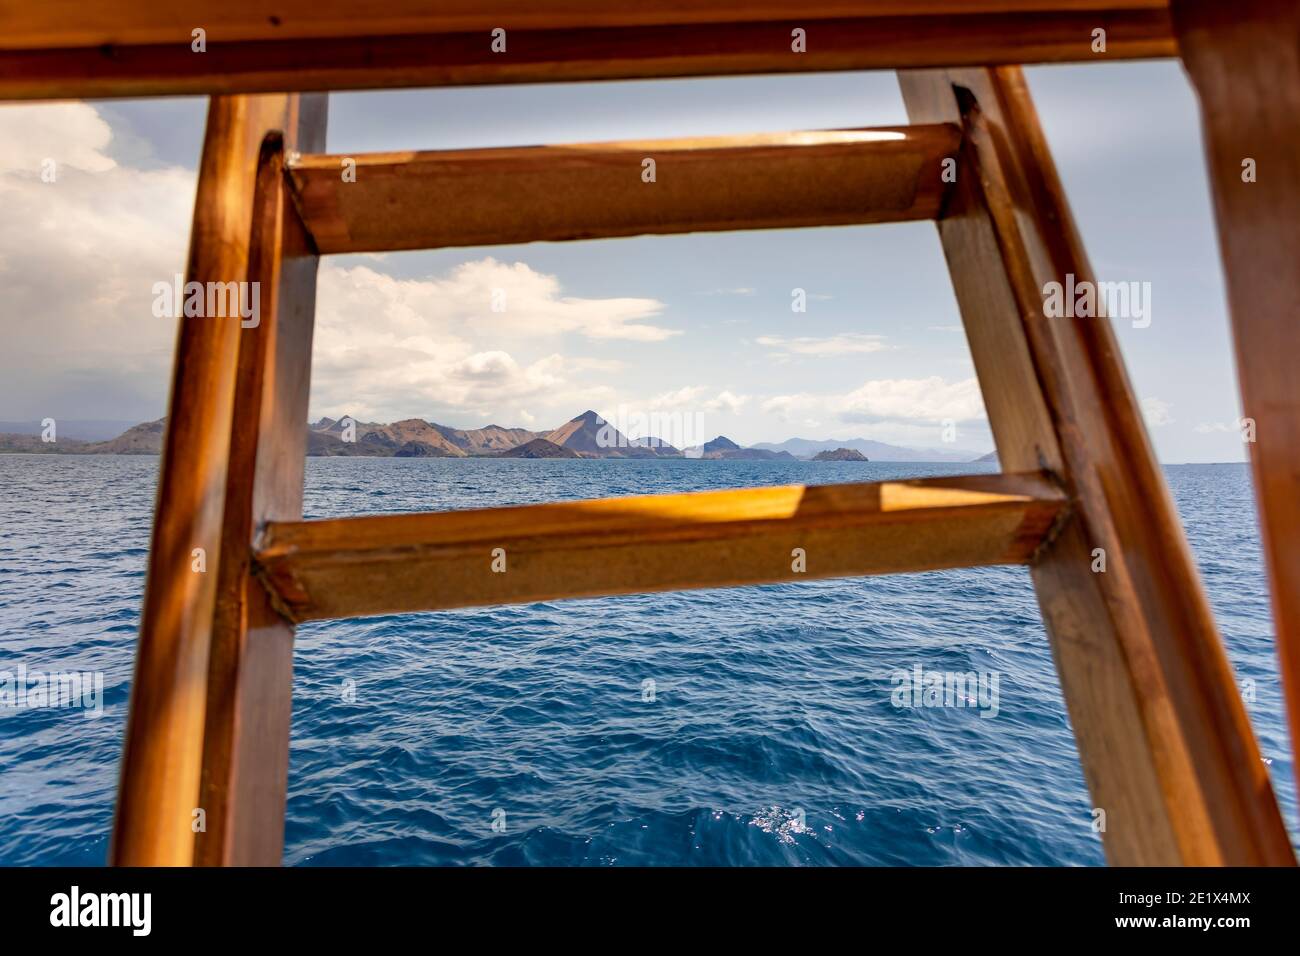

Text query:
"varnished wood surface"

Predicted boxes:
[[0, 7, 1174, 100], [287, 126, 960, 254], [1173, 0, 1300, 810], [111, 95, 324, 867], [0, 1, 1175, 49], [901, 66, 1294, 865], [197, 112, 325, 866], [253, 473, 1067, 622]]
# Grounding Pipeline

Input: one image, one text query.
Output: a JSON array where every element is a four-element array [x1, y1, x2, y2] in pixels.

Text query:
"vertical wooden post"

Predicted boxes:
[[197, 105, 326, 866], [112, 94, 326, 866], [899, 67, 1294, 865], [1172, 0, 1300, 807]]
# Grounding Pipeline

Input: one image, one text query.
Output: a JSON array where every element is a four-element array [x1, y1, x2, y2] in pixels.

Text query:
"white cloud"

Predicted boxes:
[[756, 333, 890, 358], [0, 102, 196, 419], [1141, 396, 1174, 427], [763, 376, 985, 425], [311, 261, 677, 421], [317, 258, 674, 344], [0, 97, 676, 426], [0, 103, 118, 175], [648, 385, 707, 408], [1194, 420, 1243, 434], [708, 390, 749, 414], [453, 258, 675, 342], [647, 385, 749, 414]]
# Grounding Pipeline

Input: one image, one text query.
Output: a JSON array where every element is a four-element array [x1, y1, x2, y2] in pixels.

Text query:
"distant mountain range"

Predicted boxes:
[[0, 419, 165, 455], [751, 436, 978, 463], [306, 415, 539, 458], [0, 419, 141, 442], [0, 410, 995, 462], [303, 410, 800, 459]]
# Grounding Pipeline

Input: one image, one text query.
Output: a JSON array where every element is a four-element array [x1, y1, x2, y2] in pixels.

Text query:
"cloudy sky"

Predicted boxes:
[[0, 62, 1251, 460]]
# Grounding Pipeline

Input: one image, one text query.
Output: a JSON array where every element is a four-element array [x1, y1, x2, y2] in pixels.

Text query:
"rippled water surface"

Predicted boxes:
[[0, 456, 1295, 865]]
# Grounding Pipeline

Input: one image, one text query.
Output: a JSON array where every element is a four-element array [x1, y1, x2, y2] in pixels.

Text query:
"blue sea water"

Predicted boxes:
[[0, 455, 1295, 866]]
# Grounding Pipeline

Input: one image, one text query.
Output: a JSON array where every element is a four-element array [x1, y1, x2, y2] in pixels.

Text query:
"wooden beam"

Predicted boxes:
[[0, 8, 1175, 101], [253, 473, 1067, 622], [901, 67, 1294, 865], [287, 126, 960, 255], [196, 118, 326, 865], [110, 94, 324, 868], [0, 1, 1172, 48], [1172, 0, 1300, 815]]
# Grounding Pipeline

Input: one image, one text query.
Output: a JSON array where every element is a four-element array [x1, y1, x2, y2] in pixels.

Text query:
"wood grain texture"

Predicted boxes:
[[1172, 0, 1300, 817], [287, 126, 960, 254], [901, 67, 1293, 865], [0, 10, 1174, 100], [110, 94, 323, 868], [0, 1, 1174, 49], [253, 473, 1067, 622], [197, 112, 325, 866]]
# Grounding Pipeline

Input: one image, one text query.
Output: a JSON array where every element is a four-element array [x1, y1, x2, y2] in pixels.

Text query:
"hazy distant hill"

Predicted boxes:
[[307, 427, 405, 457], [751, 436, 979, 462], [80, 419, 167, 455], [381, 419, 464, 455], [0, 420, 137, 441], [690, 435, 795, 460], [497, 438, 579, 459], [310, 416, 465, 456], [0, 433, 83, 453], [435, 422, 539, 455], [394, 440, 446, 458], [703, 436, 740, 454], [631, 435, 680, 454], [0, 418, 142, 452]]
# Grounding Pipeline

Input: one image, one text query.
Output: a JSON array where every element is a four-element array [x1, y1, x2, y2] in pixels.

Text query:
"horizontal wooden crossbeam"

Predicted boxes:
[[0, 2, 1175, 100], [253, 472, 1067, 622], [0, 1, 1175, 47], [286, 125, 961, 254]]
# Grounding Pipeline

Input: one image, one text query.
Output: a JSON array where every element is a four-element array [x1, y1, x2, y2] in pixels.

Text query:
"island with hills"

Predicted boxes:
[[0, 409, 993, 462], [811, 447, 869, 462]]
